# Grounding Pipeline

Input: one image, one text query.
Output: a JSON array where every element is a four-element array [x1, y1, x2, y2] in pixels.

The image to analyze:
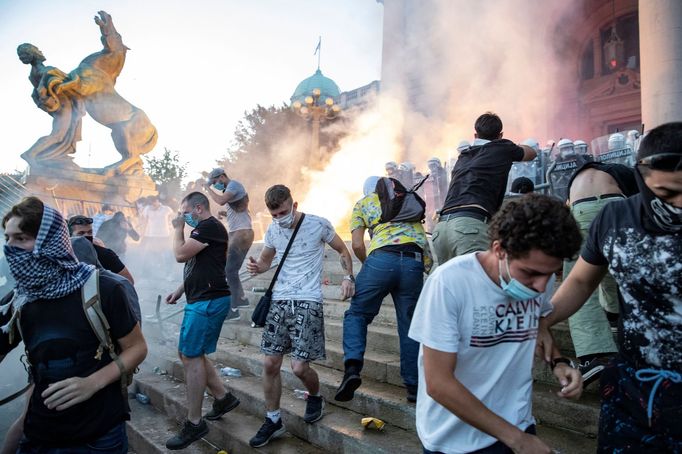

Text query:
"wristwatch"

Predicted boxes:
[[550, 357, 575, 370], [343, 275, 355, 283]]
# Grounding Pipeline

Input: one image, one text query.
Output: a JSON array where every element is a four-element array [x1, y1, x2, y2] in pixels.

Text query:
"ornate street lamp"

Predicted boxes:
[[292, 86, 341, 165]]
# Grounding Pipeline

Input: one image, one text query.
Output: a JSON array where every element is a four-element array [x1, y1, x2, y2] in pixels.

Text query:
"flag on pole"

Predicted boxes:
[[314, 36, 321, 55]]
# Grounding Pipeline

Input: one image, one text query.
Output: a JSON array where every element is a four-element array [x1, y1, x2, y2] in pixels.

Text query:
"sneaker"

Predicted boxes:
[[226, 308, 241, 322], [303, 395, 325, 423], [334, 371, 362, 402], [205, 392, 240, 421], [232, 298, 250, 308], [579, 356, 612, 387], [166, 419, 209, 450], [406, 384, 418, 403], [249, 417, 286, 448]]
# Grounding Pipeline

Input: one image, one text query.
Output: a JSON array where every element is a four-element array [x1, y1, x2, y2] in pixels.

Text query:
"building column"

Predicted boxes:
[[639, 0, 682, 128]]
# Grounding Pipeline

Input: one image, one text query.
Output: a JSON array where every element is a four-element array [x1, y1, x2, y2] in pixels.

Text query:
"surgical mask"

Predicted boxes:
[[273, 205, 295, 229], [498, 257, 541, 301], [184, 213, 199, 228], [213, 182, 226, 192]]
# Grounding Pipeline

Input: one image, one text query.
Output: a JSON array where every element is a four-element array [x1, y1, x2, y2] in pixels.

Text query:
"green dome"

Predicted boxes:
[[290, 69, 341, 104]]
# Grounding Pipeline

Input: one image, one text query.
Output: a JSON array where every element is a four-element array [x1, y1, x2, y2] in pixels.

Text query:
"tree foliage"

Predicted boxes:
[[143, 147, 187, 201], [219, 104, 345, 214]]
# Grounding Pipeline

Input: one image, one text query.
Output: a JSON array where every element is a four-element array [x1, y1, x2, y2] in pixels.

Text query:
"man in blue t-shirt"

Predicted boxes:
[[206, 167, 254, 319], [539, 122, 682, 452]]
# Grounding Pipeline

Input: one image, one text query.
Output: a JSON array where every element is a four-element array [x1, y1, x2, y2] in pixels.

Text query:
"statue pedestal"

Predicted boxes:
[[24, 165, 157, 210]]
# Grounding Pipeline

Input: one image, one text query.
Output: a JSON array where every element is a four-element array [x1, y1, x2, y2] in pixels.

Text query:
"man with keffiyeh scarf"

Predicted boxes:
[[0, 197, 147, 453]]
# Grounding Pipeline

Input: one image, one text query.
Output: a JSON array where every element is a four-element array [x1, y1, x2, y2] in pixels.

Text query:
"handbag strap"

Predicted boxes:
[[266, 213, 306, 294]]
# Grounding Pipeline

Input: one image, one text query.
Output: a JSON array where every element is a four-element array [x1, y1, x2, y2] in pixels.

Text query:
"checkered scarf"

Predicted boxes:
[[1, 205, 94, 334]]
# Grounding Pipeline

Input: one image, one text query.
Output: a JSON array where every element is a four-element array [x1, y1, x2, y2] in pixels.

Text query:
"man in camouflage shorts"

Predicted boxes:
[[246, 184, 354, 448]]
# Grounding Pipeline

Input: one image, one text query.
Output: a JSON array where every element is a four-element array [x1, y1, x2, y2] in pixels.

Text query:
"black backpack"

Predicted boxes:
[[375, 176, 427, 224]]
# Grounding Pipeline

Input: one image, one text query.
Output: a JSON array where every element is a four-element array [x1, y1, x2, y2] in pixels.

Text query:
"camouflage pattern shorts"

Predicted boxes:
[[261, 299, 326, 362]]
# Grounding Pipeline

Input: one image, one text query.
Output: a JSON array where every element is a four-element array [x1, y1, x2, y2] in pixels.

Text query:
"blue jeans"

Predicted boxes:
[[343, 249, 424, 387], [18, 422, 128, 453]]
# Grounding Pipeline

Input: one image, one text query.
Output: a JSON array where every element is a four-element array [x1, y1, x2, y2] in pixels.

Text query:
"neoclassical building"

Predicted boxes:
[[379, 0, 681, 150]]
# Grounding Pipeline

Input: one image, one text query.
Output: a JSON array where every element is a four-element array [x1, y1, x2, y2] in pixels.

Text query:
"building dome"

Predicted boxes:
[[290, 69, 341, 104]]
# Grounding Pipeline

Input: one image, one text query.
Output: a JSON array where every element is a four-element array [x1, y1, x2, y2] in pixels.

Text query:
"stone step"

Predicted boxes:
[[133, 371, 322, 453], [534, 424, 597, 453], [532, 382, 601, 437], [208, 340, 416, 431], [135, 367, 422, 454], [127, 398, 216, 453]]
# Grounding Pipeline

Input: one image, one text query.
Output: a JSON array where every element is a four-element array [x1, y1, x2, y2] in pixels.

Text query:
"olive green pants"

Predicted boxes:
[[564, 197, 620, 358], [432, 216, 489, 265]]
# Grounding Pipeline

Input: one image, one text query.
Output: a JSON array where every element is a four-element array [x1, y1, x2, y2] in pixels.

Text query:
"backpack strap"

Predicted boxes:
[[81, 270, 127, 388]]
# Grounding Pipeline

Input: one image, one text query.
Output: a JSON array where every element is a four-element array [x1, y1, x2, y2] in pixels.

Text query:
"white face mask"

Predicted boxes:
[[273, 205, 295, 228]]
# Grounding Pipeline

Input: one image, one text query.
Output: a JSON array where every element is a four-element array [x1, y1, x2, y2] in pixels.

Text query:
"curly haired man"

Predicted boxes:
[[409, 194, 584, 454]]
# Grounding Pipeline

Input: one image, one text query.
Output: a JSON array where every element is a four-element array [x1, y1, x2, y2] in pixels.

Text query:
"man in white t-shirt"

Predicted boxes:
[[409, 194, 584, 454], [246, 184, 355, 448], [140, 196, 174, 278], [205, 168, 254, 317]]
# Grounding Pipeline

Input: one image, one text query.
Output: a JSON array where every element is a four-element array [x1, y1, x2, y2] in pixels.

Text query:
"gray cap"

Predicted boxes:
[[208, 168, 225, 181]]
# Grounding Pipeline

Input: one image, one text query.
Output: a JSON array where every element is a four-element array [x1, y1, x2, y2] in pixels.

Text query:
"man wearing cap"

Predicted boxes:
[[538, 122, 682, 452], [68, 215, 135, 284], [434, 112, 536, 264], [205, 168, 254, 316]]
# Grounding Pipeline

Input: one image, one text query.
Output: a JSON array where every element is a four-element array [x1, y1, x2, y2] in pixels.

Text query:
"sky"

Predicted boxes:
[[0, 0, 384, 179]]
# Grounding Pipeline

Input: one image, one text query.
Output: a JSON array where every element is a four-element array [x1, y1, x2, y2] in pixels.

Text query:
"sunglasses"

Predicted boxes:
[[68, 217, 93, 226], [637, 153, 682, 171]]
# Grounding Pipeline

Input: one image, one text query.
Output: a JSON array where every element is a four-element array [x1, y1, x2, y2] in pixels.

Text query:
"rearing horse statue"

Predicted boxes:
[[19, 11, 157, 175]]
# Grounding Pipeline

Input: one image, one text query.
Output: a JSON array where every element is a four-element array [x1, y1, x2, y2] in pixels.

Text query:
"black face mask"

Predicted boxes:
[[634, 167, 682, 234]]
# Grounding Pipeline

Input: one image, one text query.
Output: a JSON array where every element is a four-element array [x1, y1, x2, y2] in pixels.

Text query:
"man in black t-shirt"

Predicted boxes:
[[433, 112, 536, 264], [68, 215, 135, 284], [0, 197, 146, 452], [540, 122, 682, 452], [164, 192, 240, 450]]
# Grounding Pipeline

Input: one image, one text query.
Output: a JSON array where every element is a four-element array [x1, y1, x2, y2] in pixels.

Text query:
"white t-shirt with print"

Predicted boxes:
[[264, 214, 336, 302], [408, 252, 554, 453]]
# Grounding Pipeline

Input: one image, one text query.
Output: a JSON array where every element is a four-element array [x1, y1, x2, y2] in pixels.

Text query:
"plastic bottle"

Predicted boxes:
[[135, 393, 150, 405], [220, 367, 242, 377], [293, 389, 309, 400]]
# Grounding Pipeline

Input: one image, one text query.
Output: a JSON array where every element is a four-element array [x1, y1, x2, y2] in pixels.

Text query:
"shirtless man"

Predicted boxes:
[[563, 161, 638, 386]]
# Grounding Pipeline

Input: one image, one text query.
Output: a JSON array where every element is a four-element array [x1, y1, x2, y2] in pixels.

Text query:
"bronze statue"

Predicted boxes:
[[18, 11, 158, 175]]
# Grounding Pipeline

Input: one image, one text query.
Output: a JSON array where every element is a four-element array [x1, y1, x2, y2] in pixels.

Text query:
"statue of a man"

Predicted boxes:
[[18, 11, 158, 175], [18, 43, 84, 167]]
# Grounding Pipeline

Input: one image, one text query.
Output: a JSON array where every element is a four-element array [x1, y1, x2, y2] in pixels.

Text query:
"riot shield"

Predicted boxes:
[[546, 158, 581, 202], [591, 133, 637, 167]]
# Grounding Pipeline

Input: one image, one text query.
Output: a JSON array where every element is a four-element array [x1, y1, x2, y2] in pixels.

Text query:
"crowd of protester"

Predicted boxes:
[[0, 115, 680, 453]]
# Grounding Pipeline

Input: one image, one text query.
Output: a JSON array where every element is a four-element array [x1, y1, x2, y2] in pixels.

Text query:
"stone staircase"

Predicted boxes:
[[128, 242, 599, 453]]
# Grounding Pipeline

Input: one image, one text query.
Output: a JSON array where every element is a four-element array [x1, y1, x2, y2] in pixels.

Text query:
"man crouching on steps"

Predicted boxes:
[[165, 192, 240, 450], [246, 184, 355, 448]]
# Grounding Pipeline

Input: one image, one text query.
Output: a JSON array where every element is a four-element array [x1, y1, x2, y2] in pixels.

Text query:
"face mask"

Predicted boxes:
[[498, 257, 541, 301], [184, 213, 199, 228], [634, 167, 682, 234], [213, 182, 226, 192], [273, 205, 295, 229], [84, 235, 94, 243]]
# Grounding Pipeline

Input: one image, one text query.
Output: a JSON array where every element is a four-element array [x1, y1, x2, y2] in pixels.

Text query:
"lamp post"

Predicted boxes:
[[292, 87, 341, 166]]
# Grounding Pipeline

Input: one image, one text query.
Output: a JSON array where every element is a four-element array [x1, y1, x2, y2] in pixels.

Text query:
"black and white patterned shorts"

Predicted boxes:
[[260, 299, 326, 362]]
